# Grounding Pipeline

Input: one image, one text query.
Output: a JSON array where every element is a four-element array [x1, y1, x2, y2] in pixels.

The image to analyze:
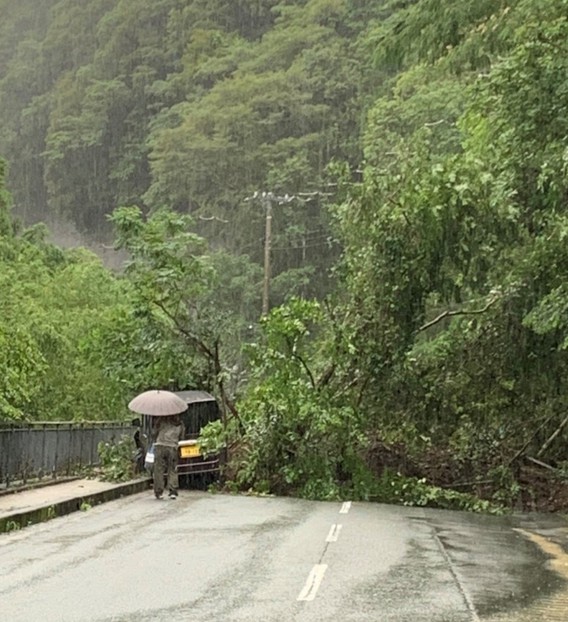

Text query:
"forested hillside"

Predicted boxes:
[[0, 0, 567, 511], [0, 0, 383, 304]]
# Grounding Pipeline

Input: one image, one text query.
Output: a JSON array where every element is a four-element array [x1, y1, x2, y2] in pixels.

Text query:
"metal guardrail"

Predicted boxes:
[[0, 422, 135, 488]]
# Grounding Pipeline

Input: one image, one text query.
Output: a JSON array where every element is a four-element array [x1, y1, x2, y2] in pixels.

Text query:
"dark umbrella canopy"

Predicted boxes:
[[128, 390, 188, 417]]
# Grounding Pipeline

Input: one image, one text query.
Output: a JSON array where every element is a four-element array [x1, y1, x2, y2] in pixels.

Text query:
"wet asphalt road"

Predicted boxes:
[[0, 490, 566, 622]]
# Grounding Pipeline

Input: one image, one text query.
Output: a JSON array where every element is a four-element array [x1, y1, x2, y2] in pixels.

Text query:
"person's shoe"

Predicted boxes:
[[168, 493, 177, 500], [155, 492, 163, 499]]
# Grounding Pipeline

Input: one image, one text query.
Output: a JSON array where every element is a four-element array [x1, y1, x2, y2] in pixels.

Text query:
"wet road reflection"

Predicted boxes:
[[484, 529, 568, 621], [0, 492, 566, 621]]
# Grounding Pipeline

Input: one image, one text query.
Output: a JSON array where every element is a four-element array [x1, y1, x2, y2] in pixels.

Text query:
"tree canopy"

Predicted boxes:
[[0, 0, 567, 512]]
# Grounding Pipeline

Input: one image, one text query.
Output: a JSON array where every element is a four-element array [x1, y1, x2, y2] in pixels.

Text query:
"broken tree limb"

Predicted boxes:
[[418, 297, 499, 333], [508, 415, 555, 466], [536, 414, 568, 458], [449, 479, 493, 489], [153, 300, 247, 433], [285, 336, 316, 389], [525, 456, 558, 472]]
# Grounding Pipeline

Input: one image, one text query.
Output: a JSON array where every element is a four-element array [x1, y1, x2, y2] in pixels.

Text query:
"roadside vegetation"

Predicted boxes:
[[0, 0, 567, 513]]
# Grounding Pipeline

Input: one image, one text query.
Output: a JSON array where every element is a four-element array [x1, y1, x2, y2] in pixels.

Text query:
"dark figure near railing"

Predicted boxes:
[[131, 418, 145, 474]]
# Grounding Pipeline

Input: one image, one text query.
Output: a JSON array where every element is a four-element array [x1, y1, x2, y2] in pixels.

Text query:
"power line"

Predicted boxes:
[[271, 238, 338, 251], [237, 227, 330, 252], [244, 192, 292, 315], [244, 189, 335, 315], [198, 215, 229, 223]]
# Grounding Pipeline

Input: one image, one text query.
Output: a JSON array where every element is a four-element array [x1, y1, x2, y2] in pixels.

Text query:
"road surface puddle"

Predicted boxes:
[[485, 528, 568, 621]]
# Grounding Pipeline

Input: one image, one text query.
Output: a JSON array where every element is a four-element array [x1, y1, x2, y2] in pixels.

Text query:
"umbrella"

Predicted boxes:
[[128, 390, 188, 417]]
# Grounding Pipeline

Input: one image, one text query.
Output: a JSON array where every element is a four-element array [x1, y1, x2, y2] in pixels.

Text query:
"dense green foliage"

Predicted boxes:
[[0, 168, 127, 420], [97, 435, 138, 482], [327, 0, 568, 507], [1, 0, 567, 511]]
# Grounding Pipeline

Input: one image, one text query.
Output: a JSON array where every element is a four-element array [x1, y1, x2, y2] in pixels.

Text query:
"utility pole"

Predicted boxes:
[[244, 188, 336, 316], [261, 193, 272, 317], [244, 191, 294, 316]]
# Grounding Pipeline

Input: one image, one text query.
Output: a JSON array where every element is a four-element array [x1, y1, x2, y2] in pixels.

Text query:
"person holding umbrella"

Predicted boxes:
[[152, 413, 185, 499], [128, 390, 187, 500]]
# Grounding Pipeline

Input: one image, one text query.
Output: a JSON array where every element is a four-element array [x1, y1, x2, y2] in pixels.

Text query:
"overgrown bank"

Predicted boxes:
[[0, 1, 567, 513]]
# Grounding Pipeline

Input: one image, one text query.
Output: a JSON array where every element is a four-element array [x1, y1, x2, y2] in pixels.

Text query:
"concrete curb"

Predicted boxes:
[[0, 476, 81, 498], [0, 478, 151, 534]]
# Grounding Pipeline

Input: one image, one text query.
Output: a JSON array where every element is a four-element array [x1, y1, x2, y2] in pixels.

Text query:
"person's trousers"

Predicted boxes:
[[153, 444, 179, 496]]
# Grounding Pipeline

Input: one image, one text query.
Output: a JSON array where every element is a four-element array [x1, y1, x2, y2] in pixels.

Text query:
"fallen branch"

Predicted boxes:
[[447, 479, 493, 489], [536, 414, 568, 458], [153, 301, 247, 433], [316, 363, 336, 388], [525, 456, 558, 472], [418, 296, 499, 332], [508, 415, 555, 466], [330, 374, 362, 402], [285, 337, 316, 389]]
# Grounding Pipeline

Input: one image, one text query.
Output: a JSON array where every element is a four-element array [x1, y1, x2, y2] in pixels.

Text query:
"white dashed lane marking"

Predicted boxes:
[[297, 501, 353, 603], [325, 524, 342, 542], [297, 564, 328, 601]]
